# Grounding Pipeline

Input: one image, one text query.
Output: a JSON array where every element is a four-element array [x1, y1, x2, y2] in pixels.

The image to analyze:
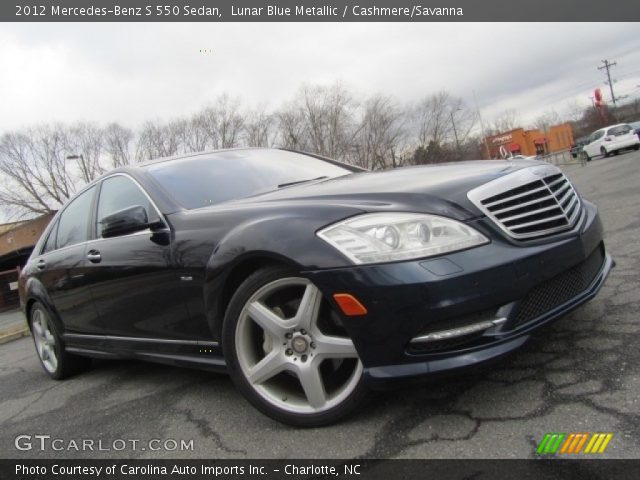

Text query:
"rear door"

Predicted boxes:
[[83, 174, 198, 340], [607, 124, 634, 148], [32, 186, 102, 333]]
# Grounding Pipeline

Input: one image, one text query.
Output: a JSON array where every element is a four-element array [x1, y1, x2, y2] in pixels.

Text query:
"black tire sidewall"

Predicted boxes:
[[222, 266, 369, 427]]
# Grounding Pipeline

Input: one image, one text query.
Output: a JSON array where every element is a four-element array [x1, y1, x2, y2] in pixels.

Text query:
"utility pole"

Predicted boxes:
[[598, 59, 617, 108], [450, 109, 461, 159], [472, 90, 490, 159]]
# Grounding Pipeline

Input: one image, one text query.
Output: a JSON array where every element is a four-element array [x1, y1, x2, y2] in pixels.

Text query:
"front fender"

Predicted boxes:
[[202, 205, 364, 339]]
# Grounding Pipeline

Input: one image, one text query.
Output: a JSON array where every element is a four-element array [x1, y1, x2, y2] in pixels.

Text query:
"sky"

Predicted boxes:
[[1, 22, 640, 134]]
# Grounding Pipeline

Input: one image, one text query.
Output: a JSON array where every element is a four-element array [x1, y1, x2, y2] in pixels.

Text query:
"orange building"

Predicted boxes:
[[483, 123, 574, 159]]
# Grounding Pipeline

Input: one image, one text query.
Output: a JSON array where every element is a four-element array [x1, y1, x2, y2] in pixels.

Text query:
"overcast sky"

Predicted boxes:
[[1, 22, 639, 134]]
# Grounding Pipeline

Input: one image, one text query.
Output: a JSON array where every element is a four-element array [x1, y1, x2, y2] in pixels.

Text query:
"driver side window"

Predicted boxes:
[[96, 176, 157, 237]]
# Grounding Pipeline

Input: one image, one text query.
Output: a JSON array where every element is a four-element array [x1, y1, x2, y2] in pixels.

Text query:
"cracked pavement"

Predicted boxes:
[[1, 152, 638, 459]]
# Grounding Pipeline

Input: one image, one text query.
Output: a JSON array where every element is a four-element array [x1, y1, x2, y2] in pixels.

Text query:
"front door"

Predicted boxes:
[[84, 174, 195, 340]]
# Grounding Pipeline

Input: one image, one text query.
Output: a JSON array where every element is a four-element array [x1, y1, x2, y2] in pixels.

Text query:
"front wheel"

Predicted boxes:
[[222, 266, 368, 426], [601, 146, 610, 158]]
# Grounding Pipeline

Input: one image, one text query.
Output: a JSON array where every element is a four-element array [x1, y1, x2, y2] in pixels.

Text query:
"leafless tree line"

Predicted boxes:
[[0, 84, 481, 218]]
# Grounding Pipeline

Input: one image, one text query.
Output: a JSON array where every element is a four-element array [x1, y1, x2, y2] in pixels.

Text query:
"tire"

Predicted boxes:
[[601, 146, 610, 158], [634, 144, 639, 151], [222, 266, 369, 427], [30, 302, 91, 380], [581, 151, 591, 163]]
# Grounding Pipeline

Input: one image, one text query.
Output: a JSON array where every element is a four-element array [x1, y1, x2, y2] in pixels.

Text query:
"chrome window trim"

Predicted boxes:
[[36, 172, 169, 258], [95, 172, 168, 233]]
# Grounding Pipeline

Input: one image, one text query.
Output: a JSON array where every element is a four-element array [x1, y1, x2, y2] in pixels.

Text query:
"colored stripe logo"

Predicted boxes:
[[536, 433, 613, 455]]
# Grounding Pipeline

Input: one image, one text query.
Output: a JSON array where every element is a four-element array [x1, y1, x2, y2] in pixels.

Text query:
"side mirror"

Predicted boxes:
[[100, 205, 149, 238]]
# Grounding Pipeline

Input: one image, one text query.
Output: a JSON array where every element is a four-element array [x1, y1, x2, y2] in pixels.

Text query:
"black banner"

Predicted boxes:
[[1, 460, 639, 480], [3, 0, 640, 22]]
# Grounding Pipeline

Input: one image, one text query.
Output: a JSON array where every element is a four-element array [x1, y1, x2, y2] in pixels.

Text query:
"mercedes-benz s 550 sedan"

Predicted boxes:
[[19, 148, 613, 426]]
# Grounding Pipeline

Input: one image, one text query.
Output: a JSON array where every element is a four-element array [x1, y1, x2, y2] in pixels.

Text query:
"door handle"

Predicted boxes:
[[36, 259, 46, 270], [87, 250, 102, 263]]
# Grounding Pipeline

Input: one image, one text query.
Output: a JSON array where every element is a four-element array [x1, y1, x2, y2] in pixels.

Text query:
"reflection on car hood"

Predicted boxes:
[[231, 160, 542, 218]]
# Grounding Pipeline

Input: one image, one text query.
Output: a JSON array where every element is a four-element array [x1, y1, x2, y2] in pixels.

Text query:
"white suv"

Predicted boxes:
[[582, 123, 640, 161]]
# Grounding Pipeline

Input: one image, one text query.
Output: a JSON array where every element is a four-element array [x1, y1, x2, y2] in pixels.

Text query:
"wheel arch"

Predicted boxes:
[[206, 252, 301, 342], [23, 278, 63, 333]]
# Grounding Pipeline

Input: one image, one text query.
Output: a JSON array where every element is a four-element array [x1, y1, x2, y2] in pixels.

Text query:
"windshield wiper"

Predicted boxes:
[[277, 176, 329, 188]]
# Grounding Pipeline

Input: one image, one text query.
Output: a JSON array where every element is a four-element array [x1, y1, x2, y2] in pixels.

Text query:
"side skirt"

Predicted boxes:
[[63, 333, 228, 373]]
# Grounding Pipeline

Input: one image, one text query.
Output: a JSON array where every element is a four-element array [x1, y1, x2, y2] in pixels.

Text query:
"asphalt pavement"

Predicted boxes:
[[1, 151, 639, 459]]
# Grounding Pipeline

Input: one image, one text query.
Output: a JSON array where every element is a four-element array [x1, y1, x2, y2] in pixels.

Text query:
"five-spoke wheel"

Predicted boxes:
[[32, 307, 58, 374], [223, 267, 368, 426], [29, 302, 90, 379]]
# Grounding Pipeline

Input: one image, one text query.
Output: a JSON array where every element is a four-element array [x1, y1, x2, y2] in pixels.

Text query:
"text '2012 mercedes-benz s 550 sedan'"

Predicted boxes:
[[19, 148, 613, 426]]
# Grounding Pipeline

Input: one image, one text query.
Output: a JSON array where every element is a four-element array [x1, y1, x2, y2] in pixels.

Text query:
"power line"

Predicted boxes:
[[598, 60, 617, 108]]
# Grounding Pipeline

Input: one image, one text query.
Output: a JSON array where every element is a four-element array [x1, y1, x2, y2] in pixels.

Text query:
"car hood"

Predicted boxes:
[[230, 159, 542, 220]]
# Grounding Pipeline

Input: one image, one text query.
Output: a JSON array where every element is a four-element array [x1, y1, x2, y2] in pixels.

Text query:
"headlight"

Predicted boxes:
[[317, 213, 489, 264]]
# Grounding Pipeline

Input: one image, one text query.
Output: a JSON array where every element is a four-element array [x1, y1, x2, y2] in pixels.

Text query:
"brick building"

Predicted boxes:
[[482, 123, 574, 159], [0, 213, 54, 311]]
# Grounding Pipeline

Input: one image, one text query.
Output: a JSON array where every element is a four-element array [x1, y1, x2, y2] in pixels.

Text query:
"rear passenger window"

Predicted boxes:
[[96, 176, 156, 236], [56, 186, 96, 249], [608, 125, 631, 136], [41, 221, 59, 254]]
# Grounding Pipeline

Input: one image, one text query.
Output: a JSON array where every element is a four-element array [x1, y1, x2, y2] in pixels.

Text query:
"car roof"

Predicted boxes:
[[136, 147, 267, 167]]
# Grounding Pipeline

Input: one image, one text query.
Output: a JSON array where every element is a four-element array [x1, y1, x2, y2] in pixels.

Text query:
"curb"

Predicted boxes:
[[0, 326, 30, 345]]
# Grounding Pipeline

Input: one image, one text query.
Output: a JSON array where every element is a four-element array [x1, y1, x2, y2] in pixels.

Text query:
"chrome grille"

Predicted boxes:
[[467, 165, 582, 239]]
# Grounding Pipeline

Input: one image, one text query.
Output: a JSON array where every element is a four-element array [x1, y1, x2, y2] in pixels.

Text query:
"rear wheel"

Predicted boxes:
[[222, 266, 368, 426], [30, 302, 90, 379], [634, 144, 639, 151]]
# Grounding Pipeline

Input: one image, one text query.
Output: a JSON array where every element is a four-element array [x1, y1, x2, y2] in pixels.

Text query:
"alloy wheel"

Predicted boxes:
[[32, 308, 58, 374], [235, 277, 362, 414]]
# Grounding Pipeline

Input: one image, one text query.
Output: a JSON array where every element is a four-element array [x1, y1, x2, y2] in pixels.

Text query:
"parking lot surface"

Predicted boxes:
[[1, 152, 639, 459]]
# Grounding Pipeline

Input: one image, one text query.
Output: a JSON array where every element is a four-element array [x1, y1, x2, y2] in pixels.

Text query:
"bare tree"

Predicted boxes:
[[66, 122, 105, 183], [298, 84, 359, 159], [411, 91, 477, 164], [533, 109, 562, 132], [564, 100, 587, 125], [415, 91, 453, 148], [103, 122, 134, 168], [275, 107, 309, 150], [353, 95, 407, 170], [183, 113, 210, 153], [0, 125, 75, 216], [199, 95, 245, 150], [135, 120, 182, 161], [243, 109, 274, 147], [490, 109, 520, 134]]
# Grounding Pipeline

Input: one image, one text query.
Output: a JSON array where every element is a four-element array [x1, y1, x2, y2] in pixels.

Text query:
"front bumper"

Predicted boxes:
[[306, 201, 612, 389]]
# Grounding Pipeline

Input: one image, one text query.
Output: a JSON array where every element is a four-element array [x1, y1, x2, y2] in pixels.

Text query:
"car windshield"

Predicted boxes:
[[146, 149, 353, 209]]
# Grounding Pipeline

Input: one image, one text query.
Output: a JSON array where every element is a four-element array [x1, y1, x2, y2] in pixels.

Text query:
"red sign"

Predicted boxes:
[[594, 88, 603, 106]]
